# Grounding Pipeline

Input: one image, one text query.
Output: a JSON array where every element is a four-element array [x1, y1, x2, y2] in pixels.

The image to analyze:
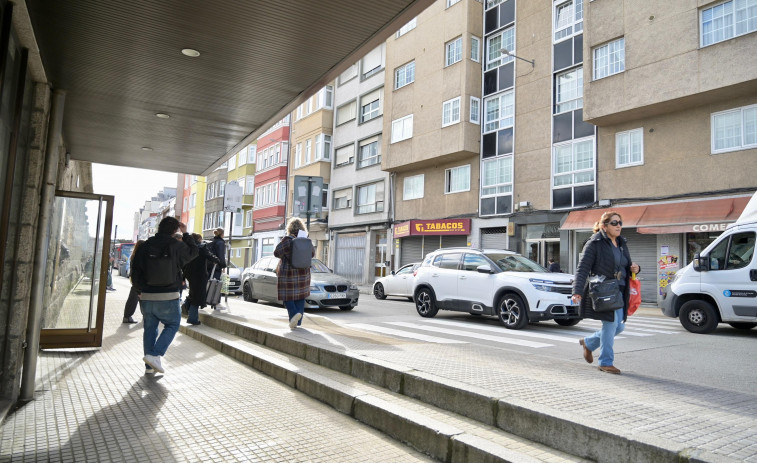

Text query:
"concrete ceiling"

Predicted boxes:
[[24, 0, 434, 175]]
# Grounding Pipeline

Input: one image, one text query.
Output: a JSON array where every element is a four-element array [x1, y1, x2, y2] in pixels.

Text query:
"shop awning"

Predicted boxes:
[[561, 196, 752, 234]]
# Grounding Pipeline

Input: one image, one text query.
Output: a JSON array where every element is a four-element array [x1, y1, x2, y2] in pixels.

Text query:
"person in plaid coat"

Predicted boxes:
[[274, 218, 313, 329]]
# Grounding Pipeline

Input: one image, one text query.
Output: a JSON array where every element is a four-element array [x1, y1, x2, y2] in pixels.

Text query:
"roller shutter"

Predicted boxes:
[[440, 235, 468, 249], [622, 230, 658, 303], [400, 236, 424, 266], [334, 232, 366, 283], [481, 227, 507, 249]]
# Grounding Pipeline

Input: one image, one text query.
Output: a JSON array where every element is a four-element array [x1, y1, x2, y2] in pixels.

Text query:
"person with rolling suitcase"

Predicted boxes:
[[206, 264, 223, 308], [183, 233, 221, 325]]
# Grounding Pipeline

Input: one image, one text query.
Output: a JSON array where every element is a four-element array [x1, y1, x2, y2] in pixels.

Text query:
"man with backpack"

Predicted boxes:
[[131, 217, 198, 374]]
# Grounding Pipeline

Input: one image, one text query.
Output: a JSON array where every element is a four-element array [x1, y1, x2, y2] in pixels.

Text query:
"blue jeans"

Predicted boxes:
[[284, 300, 305, 326], [142, 299, 181, 357], [187, 304, 200, 324], [583, 307, 625, 367]]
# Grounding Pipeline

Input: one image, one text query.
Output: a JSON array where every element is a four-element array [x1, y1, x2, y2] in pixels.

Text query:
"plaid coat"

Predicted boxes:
[[274, 235, 312, 301]]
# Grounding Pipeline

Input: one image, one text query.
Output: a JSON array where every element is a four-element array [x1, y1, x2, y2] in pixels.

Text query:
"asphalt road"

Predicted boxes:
[[228, 293, 757, 393]]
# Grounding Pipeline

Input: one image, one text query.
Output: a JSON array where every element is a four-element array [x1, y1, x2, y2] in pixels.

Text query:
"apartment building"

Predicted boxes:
[[202, 165, 228, 242], [251, 117, 290, 260], [226, 144, 257, 268], [328, 44, 393, 284], [383, 0, 484, 267], [185, 175, 206, 235], [290, 86, 334, 263]]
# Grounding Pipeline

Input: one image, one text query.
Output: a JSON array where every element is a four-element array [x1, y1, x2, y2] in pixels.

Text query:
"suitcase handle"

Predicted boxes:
[[209, 264, 217, 276]]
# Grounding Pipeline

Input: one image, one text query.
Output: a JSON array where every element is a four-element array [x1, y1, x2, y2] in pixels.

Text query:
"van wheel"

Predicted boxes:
[[415, 287, 438, 318], [679, 300, 718, 334], [728, 322, 757, 330], [555, 319, 581, 327], [242, 283, 257, 303], [497, 294, 529, 330]]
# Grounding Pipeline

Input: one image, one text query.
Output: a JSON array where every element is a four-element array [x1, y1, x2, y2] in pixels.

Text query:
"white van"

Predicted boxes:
[[661, 192, 757, 333]]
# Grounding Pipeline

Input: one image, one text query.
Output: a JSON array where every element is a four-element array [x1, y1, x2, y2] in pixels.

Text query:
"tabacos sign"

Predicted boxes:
[[393, 219, 471, 238]]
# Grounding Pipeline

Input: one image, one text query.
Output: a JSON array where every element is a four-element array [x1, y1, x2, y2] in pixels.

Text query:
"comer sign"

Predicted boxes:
[[393, 219, 471, 238]]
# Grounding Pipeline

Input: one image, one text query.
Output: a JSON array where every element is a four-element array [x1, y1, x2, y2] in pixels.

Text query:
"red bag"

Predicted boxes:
[[628, 273, 641, 315]]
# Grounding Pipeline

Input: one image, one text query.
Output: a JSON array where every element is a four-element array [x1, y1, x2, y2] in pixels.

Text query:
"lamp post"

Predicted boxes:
[[499, 48, 534, 67]]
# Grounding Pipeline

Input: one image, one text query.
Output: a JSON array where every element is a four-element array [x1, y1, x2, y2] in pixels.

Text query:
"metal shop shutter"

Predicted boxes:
[[400, 236, 424, 266], [440, 235, 468, 249], [334, 232, 366, 283], [481, 227, 507, 249], [623, 230, 658, 303]]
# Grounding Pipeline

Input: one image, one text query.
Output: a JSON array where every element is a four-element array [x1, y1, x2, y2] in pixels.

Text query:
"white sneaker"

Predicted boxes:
[[289, 312, 302, 329], [143, 355, 164, 373]]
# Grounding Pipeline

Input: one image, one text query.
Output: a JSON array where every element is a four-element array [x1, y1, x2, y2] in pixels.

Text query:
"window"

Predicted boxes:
[[336, 101, 357, 125], [238, 151, 246, 166], [315, 85, 333, 110], [360, 88, 382, 123], [237, 178, 245, 194], [445, 37, 463, 66], [248, 145, 256, 164], [707, 232, 755, 271], [442, 97, 461, 127], [190, 193, 196, 208], [356, 182, 384, 214], [295, 143, 302, 168], [593, 38, 625, 80], [396, 17, 417, 37], [335, 144, 355, 166], [555, 67, 583, 114], [701, 0, 757, 47], [481, 156, 513, 196], [616, 128, 644, 167], [246, 176, 254, 195], [484, 90, 514, 133], [470, 97, 481, 124], [395, 61, 415, 89], [554, 0, 583, 42], [712, 104, 757, 153], [183, 197, 189, 210], [333, 188, 352, 210], [553, 138, 595, 187], [487, 0, 506, 8], [220, 180, 226, 196], [471, 36, 481, 62], [305, 139, 312, 164], [447, 0, 461, 7], [391, 115, 414, 143], [358, 136, 380, 168], [338, 64, 357, 85], [445, 165, 470, 194], [227, 155, 236, 170], [486, 27, 514, 70], [439, 253, 462, 270], [403, 174, 424, 200], [361, 45, 383, 79], [316, 134, 332, 161], [279, 181, 287, 203], [463, 253, 490, 272], [261, 238, 275, 258], [245, 210, 252, 227]]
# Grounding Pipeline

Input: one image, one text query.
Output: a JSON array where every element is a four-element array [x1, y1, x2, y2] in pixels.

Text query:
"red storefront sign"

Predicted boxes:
[[393, 219, 471, 238]]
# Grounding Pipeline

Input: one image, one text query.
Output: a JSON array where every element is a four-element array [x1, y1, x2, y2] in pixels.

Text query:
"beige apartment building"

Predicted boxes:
[[383, 0, 484, 266]]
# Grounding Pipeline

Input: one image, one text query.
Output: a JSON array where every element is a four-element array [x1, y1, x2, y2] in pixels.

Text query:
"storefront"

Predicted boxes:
[[330, 224, 390, 285], [393, 219, 471, 267], [561, 195, 752, 304]]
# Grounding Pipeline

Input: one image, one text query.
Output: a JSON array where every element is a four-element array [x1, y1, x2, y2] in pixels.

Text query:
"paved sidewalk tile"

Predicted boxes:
[[0, 278, 433, 462]]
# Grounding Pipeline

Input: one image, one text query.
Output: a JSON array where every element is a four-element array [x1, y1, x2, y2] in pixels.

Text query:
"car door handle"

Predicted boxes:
[[751, 269, 757, 281], [431, 273, 439, 277], [459, 275, 467, 280]]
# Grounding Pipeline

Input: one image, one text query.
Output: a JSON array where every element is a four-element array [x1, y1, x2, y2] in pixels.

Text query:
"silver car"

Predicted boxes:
[[241, 257, 359, 310], [225, 262, 243, 295]]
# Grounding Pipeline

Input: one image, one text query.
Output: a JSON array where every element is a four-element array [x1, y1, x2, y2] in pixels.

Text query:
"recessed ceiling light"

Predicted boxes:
[[181, 48, 200, 57], [155, 113, 170, 119], [141, 147, 153, 151]]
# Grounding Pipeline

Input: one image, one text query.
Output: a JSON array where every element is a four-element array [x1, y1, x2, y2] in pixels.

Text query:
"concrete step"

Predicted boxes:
[[180, 319, 590, 463]]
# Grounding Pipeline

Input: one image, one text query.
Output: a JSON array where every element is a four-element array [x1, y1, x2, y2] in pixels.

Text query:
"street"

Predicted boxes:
[[228, 292, 757, 393]]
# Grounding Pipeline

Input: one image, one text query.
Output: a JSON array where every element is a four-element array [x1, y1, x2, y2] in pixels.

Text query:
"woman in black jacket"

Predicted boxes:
[[209, 228, 227, 280], [571, 211, 640, 375], [184, 234, 221, 325]]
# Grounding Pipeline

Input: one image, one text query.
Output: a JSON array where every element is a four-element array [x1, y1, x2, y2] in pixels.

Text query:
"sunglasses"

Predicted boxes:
[[605, 220, 623, 227]]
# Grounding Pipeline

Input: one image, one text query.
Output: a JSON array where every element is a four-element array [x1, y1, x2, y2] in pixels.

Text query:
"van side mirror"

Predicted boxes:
[[693, 253, 709, 272]]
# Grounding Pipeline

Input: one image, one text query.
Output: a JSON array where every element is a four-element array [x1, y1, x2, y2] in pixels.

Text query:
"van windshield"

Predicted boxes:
[[485, 253, 547, 273]]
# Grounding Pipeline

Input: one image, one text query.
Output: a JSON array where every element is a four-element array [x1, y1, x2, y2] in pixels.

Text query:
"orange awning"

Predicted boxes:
[[561, 196, 751, 233]]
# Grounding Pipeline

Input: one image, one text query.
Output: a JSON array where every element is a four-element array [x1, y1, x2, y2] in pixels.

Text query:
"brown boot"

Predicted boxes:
[[579, 339, 593, 364], [598, 365, 621, 374]]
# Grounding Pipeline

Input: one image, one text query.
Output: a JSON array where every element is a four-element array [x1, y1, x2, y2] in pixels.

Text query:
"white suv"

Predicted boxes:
[[413, 248, 579, 329]]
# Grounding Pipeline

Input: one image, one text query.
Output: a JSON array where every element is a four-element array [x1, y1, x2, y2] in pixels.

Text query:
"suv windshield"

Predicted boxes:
[[485, 253, 546, 273], [311, 259, 330, 273]]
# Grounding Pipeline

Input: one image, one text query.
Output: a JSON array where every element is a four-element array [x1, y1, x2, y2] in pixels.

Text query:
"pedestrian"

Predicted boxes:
[[106, 253, 116, 291], [571, 211, 640, 375], [131, 217, 198, 374], [274, 218, 313, 329], [122, 240, 145, 324], [184, 233, 221, 325], [548, 258, 560, 273], [207, 228, 227, 310]]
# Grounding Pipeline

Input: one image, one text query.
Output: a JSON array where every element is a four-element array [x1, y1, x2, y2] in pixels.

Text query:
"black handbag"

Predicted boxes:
[[588, 277, 624, 312]]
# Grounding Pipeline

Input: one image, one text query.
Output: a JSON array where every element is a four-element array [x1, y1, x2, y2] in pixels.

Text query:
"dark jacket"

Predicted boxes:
[[208, 236, 227, 278], [572, 231, 639, 322], [273, 235, 312, 301], [131, 232, 198, 294], [184, 243, 221, 307]]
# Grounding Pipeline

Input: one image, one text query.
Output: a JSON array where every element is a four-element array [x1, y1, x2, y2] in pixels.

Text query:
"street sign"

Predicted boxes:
[[293, 176, 323, 217], [223, 180, 243, 213]]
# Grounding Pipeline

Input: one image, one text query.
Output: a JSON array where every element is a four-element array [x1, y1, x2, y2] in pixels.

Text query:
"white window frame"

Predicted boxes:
[[358, 136, 381, 168], [470, 96, 481, 124], [295, 143, 302, 168], [335, 100, 357, 125], [403, 174, 424, 200], [333, 188, 352, 210], [701, 0, 757, 47], [481, 156, 513, 197], [711, 104, 757, 154], [360, 89, 382, 123], [279, 180, 287, 203], [445, 37, 463, 67], [593, 37, 625, 80], [616, 128, 644, 167], [335, 144, 355, 167], [471, 35, 481, 62], [356, 182, 385, 214], [338, 64, 358, 85], [245, 210, 253, 227], [316, 134, 331, 161], [442, 97, 461, 127], [227, 155, 236, 171], [247, 145, 257, 164], [552, 137, 596, 188], [553, 0, 584, 43], [396, 17, 417, 38], [391, 115, 414, 143], [483, 90, 514, 133], [554, 67, 583, 114], [246, 176, 254, 195], [486, 26, 514, 70], [486, 0, 506, 8], [447, 0, 461, 7], [394, 61, 415, 90], [305, 139, 312, 164], [445, 165, 471, 194]]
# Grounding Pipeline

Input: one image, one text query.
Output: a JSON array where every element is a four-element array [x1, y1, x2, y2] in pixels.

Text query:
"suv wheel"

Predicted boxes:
[[415, 287, 438, 318], [497, 293, 529, 330], [555, 319, 580, 327], [679, 300, 718, 334]]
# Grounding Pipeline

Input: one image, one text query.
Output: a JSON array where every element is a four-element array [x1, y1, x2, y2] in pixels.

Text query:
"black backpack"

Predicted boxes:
[[142, 242, 176, 287]]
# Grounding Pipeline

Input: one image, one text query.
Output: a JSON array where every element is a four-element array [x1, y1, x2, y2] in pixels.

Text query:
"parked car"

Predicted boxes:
[[241, 257, 359, 310], [225, 262, 243, 295], [373, 263, 419, 300], [413, 248, 578, 329]]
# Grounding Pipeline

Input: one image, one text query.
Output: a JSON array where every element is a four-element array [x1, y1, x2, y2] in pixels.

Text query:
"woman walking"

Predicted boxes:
[[274, 218, 313, 329], [572, 211, 640, 374], [184, 234, 221, 325]]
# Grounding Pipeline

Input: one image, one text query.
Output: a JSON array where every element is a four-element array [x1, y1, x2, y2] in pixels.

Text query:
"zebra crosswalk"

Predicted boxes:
[[340, 315, 684, 349]]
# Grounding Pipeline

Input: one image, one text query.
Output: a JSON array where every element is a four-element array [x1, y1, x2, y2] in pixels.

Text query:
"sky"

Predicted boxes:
[[91, 163, 179, 241]]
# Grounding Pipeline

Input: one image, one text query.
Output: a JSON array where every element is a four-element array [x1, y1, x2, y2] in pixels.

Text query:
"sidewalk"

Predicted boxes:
[[0, 277, 433, 462]]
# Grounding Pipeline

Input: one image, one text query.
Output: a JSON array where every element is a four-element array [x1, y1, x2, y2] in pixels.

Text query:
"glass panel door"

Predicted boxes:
[[39, 191, 113, 349], [374, 231, 387, 278]]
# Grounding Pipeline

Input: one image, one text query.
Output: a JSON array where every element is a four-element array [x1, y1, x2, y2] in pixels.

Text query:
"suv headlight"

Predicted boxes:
[[529, 278, 560, 293]]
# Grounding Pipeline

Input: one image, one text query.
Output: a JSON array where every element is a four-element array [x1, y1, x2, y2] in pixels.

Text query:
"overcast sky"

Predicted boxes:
[[91, 163, 179, 241]]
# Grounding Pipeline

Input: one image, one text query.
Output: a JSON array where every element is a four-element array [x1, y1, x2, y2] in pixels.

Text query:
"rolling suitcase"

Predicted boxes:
[[206, 264, 222, 306]]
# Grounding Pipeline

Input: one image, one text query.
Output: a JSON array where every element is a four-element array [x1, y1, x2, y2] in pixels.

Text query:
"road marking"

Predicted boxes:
[[423, 319, 580, 343], [347, 323, 468, 344], [580, 320, 679, 335], [386, 322, 553, 348]]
